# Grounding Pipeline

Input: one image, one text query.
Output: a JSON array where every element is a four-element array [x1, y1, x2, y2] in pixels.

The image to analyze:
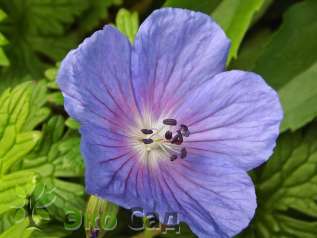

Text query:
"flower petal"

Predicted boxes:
[[83, 139, 256, 238], [131, 8, 230, 118], [157, 157, 256, 238], [57, 25, 141, 134], [82, 136, 156, 210], [173, 70, 283, 171]]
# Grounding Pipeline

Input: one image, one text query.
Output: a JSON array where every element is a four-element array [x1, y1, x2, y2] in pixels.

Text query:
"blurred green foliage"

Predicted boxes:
[[0, 0, 316, 237]]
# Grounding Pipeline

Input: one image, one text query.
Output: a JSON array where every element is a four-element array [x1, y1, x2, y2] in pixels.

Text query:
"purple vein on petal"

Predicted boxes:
[[99, 151, 133, 164], [104, 153, 136, 190]]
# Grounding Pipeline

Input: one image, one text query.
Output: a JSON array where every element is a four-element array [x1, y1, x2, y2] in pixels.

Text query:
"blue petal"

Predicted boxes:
[[173, 70, 283, 171], [157, 157, 257, 238], [81, 135, 157, 210], [83, 137, 256, 238], [57, 25, 141, 133], [131, 8, 230, 118]]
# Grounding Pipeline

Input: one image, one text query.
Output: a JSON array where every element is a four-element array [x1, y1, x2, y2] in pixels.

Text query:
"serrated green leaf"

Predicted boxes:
[[1, 130, 41, 174], [53, 138, 83, 177], [0, 9, 6, 21], [0, 81, 50, 175], [0, 0, 87, 79], [31, 225, 70, 238], [23, 116, 84, 178], [0, 81, 50, 132], [212, 0, 265, 64], [0, 9, 9, 67], [0, 171, 36, 215], [0, 218, 34, 238], [116, 8, 139, 44], [0, 0, 122, 82], [47, 92, 64, 106], [0, 48, 9, 66], [0, 80, 53, 235], [44, 67, 58, 81], [164, 0, 221, 14], [65, 118, 80, 130], [79, 0, 122, 33], [19, 116, 85, 222], [239, 124, 317, 238], [32, 177, 85, 222]]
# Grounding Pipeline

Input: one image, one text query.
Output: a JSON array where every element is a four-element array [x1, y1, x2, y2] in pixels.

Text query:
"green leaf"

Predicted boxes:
[[212, 0, 265, 64], [251, 0, 317, 131], [23, 116, 84, 178], [232, 0, 317, 132], [0, 48, 9, 67], [230, 29, 273, 70], [0, 0, 122, 81], [0, 171, 36, 215], [0, 80, 83, 235], [65, 118, 80, 130], [239, 124, 317, 238], [0, 218, 34, 238], [115, 8, 139, 44], [31, 177, 85, 222], [20, 116, 85, 221], [0, 80, 55, 234], [164, 0, 221, 14], [0, 81, 50, 174], [0, 0, 87, 78], [44, 65, 65, 106], [0, 129, 41, 174], [279, 63, 317, 132], [31, 225, 70, 238], [79, 0, 122, 33], [0, 81, 50, 132], [254, 0, 317, 90], [0, 9, 9, 67], [47, 92, 64, 106]]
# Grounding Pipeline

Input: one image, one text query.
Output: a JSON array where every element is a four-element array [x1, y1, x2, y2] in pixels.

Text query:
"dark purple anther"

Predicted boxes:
[[165, 131, 173, 140], [180, 148, 187, 159], [163, 118, 177, 126], [142, 138, 154, 144], [171, 133, 183, 145], [170, 154, 177, 161], [141, 129, 153, 134], [180, 124, 190, 137]]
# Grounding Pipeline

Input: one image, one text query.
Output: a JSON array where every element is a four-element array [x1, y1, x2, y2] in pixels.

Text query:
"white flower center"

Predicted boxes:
[[130, 113, 190, 166]]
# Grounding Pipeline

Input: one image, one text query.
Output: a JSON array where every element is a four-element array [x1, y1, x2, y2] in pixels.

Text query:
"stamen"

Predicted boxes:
[[165, 131, 173, 140], [141, 129, 153, 135], [171, 132, 183, 145], [163, 118, 177, 126], [180, 124, 190, 137], [180, 148, 187, 159], [142, 138, 154, 144], [170, 154, 177, 161]]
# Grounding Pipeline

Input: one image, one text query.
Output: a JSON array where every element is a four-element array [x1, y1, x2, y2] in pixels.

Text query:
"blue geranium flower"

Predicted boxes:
[[57, 8, 283, 238]]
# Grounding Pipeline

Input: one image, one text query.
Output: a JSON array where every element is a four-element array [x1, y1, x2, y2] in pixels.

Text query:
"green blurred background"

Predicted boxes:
[[0, 0, 316, 237]]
